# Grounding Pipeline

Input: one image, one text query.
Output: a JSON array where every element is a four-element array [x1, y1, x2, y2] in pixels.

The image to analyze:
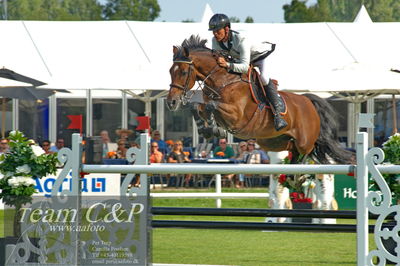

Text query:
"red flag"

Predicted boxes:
[[67, 115, 83, 135], [136, 116, 150, 131]]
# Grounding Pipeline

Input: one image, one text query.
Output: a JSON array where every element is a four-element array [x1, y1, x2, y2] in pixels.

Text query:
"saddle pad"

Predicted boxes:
[[247, 67, 287, 114]]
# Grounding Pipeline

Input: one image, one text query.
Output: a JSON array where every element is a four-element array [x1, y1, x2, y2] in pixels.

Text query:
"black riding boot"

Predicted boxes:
[[265, 79, 288, 131]]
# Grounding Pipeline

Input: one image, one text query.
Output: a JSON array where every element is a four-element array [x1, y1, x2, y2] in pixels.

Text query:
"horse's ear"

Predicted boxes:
[[183, 47, 190, 57], [173, 46, 178, 55]]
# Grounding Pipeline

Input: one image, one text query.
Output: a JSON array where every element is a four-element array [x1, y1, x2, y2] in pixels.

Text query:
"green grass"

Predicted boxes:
[[0, 188, 377, 265]]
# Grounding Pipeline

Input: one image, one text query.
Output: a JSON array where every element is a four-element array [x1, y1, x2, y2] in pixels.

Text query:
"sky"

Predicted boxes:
[[156, 0, 296, 23]]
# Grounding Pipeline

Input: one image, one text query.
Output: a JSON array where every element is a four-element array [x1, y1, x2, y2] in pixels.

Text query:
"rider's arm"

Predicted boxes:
[[228, 36, 251, 74]]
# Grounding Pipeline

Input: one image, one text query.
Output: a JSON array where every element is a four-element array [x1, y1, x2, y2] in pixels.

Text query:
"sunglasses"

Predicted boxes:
[[219, 142, 226, 144], [151, 145, 158, 148]]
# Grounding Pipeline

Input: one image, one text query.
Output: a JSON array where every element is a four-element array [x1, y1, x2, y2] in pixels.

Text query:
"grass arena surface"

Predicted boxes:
[[1, 188, 376, 265]]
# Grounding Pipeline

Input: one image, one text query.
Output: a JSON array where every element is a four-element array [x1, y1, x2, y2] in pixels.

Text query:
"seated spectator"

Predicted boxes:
[[151, 130, 169, 156], [256, 143, 270, 164], [150, 141, 164, 163], [244, 139, 261, 164], [50, 138, 65, 153], [115, 128, 134, 142], [167, 140, 191, 186], [41, 140, 54, 154], [0, 138, 9, 155], [213, 138, 235, 186], [107, 139, 128, 159], [100, 130, 117, 158], [213, 138, 235, 159], [235, 141, 249, 188]]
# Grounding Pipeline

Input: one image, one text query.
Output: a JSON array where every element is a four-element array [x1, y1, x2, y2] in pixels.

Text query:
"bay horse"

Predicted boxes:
[[167, 35, 352, 164]]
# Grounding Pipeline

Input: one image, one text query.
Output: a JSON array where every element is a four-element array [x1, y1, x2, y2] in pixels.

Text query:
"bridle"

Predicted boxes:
[[169, 59, 220, 104], [169, 60, 194, 94]]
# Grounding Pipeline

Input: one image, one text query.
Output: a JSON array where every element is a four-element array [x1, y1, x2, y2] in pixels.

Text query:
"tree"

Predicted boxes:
[[1, 0, 161, 21], [245, 16, 254, 23], [103, 0, 160, 21], [2, 0, 102, 20], [283, 0, 400, 22], [229, 16, 240, 23], [182, 19, 194, 23]]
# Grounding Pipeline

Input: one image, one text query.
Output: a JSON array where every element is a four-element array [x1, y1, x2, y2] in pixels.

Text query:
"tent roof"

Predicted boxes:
[[0, 20, 399, 94]]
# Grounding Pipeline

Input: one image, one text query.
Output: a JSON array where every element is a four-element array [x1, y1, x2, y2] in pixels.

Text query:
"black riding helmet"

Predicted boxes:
[[208, 14, 230, 31]]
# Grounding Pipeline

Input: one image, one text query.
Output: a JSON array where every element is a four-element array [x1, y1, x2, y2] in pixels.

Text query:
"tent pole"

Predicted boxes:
[[1, 98, 5, 138], [392, 94, 398, 134]]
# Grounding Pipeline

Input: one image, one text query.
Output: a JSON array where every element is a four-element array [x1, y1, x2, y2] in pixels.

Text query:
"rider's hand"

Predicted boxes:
[[217, 57, 228, 68]]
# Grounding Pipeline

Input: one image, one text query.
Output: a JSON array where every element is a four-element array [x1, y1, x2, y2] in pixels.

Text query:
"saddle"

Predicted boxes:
[[247, 66, 286, 114]]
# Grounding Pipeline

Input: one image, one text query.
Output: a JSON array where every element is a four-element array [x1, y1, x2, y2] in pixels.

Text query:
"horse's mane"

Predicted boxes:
[[174, 35, 210, 61]]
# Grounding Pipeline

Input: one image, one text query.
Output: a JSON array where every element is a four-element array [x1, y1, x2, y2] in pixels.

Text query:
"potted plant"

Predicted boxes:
[[278, 153, 316, 223], [0, 131, 58, 238]]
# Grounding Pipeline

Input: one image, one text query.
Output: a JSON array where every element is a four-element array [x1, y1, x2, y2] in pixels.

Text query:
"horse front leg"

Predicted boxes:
[[190, 102, 226, 139]]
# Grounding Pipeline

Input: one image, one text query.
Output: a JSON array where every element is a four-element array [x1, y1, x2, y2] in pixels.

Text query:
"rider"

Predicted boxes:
[[208, 13, 287, 131]]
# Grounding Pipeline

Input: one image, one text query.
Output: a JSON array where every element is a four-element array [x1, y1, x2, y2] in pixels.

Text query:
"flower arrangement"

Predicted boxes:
[[0, 131, 58, 236], [107, 151, 117, 159], [278, 152, 316, 203]]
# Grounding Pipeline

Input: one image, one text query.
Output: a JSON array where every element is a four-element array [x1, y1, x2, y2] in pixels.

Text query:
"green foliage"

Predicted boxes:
[[1, 0, 160, 21], [244, 16, 254, 23], [0, 131, 58, 207], [103, 0, 160, 21], [229, 16, 240, 23], [380, 133, 400, 201], [283, 0, 400, 23], [181, 19, 194, 23], [383, 133, 400, 164]]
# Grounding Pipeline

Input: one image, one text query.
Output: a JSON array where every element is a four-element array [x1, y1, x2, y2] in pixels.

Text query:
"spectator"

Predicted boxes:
[[50, 138, 65, 153], [245, 139, 261, 164], [255, 143, 270, 164], [213, 138, 235, 159], [41, 140, 54, 154], [150, 141, 164, 163], [107, 139, 128, 159], [167, 140, 191, 186], [100, 130, 117, 158], [151, 130, 169, 156], [235, 141, 249, 188], [213, 138, 235, 186], [115, 128, 134, 142], [0, 138, 9, 155]]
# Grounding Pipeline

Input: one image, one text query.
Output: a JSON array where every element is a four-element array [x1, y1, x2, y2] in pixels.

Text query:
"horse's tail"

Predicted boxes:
[[303, 93, 354, 164]]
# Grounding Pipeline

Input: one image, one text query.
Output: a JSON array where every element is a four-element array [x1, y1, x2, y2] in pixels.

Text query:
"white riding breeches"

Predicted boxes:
[[253, 57, 270, 85]]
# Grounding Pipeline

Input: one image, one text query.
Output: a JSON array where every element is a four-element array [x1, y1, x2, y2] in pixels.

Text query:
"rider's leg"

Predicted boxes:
[[254, 58, 287, 131]]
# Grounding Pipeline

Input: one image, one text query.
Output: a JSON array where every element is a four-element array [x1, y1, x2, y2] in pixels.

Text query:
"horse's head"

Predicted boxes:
[[167, 45, 197, 111]]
